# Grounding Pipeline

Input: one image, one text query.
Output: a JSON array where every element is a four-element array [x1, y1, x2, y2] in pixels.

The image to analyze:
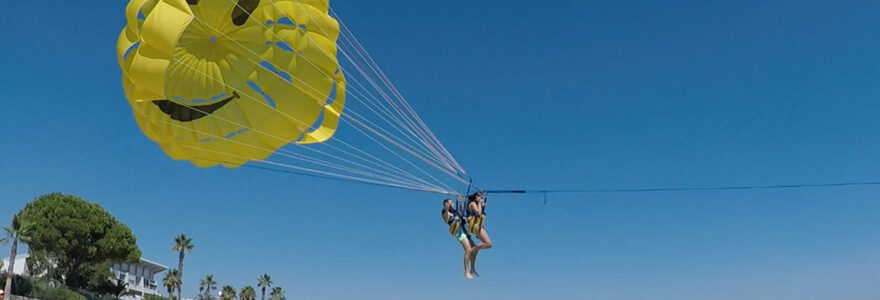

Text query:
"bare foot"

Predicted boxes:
[[470, 270, 480, 278]]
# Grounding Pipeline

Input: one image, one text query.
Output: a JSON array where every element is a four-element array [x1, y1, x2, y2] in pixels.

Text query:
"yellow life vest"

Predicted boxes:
[[465, 214, 484, 234], [447, 216, 462, 236], [445, 208, 464, 236]]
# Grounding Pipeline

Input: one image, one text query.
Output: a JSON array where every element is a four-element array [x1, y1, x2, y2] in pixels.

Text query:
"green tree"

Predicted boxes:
[[172, 234, 194, 300], [16, 193, 140, 291], [239, 286, 256, 300], [268, 287, 284, 300], [163, 269, 180, 300], [1, 214, 30, 300], [199, 274, 216, 300], [220, 285, 236, 300], [257, 274, 272, 300]]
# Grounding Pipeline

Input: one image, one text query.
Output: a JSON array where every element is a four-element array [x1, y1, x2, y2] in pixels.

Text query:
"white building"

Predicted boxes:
[[111, 258, 167, 300], [2, 254, 167, 300], [0, 253, 30, 276]]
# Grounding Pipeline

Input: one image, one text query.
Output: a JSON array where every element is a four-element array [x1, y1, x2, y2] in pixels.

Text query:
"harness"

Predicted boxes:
[[444, 208, 467, 236], [464, 196, 486, 234], [465, 214, 483, 234]]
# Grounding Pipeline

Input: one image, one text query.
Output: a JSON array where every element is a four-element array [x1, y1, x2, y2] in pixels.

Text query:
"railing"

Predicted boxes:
[[113, 271, 161, 293]]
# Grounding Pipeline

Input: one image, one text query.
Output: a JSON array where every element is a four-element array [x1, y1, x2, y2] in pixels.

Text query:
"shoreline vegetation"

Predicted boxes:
[[1, 193, 286, 300]]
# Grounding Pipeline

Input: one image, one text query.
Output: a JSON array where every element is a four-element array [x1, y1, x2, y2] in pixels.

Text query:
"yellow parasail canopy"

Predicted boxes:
[[117, 0, 346, 167]]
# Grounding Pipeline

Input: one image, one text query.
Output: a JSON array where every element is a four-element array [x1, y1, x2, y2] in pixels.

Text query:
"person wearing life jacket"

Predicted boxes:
[[442, 195, 478, 279], [465, 191, 492, 273]]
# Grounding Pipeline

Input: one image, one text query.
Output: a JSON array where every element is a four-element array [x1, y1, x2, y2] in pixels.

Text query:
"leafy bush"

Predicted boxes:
[[28, 279, 87, 300], [74, 288, 119, 300], [29, 286, 87, 300], [0, 273, 33, 296]]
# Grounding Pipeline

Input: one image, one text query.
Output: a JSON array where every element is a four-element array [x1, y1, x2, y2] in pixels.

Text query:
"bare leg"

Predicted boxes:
[[459, 239, 474, 279], [473, 227, 493, 250], [469, 228, 491, 277], [468, 237, 478, 275]]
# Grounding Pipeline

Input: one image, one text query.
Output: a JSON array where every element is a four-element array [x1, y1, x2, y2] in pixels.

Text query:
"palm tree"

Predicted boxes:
[[257, 274, 272, 300], [199, 274, 217, 300], [1, 215, 27, 299], [220, 285, 237, 300], [163, 269, 181, 300], [269, 287, 285, 300], [109, 280, 138, 299], [239, 286, 256, 300], [172, 234, 194, 300]]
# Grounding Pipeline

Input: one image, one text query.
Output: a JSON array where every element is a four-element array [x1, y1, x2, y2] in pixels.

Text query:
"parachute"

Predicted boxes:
[[117, 0, 470, 194], [117, 0, 345, 167]]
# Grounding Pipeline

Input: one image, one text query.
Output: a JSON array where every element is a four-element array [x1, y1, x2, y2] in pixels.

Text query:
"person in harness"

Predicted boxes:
[[442, 195, 479, 279], [464, 191, 492, 278]]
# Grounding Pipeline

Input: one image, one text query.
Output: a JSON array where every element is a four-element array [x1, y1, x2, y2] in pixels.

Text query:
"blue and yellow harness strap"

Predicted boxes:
[[464, 195, 486, 234], [447, 214, 462, 236], [446, 209, 469, 236], [465, 213, 484, 234]]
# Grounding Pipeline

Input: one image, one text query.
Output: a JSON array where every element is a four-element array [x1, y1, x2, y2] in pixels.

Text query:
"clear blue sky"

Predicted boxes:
[[2, 0, 880, 299]]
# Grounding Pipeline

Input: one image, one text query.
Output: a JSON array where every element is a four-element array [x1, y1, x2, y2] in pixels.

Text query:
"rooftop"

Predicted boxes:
[[133, 257, 168, 273]]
